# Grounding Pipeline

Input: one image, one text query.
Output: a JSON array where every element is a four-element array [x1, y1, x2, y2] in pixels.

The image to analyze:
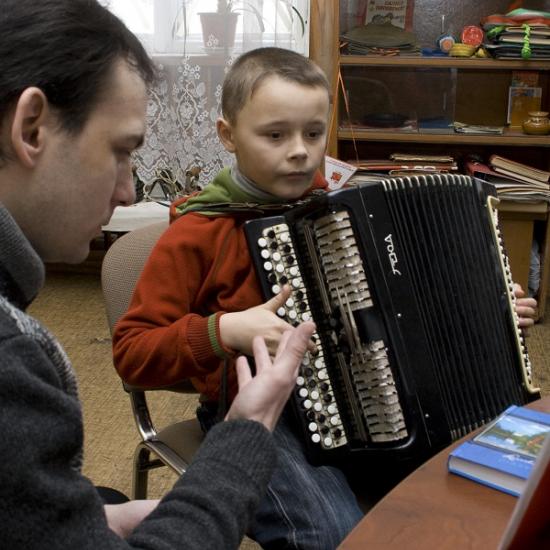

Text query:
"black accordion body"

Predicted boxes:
[[244, 174, 540, 464]]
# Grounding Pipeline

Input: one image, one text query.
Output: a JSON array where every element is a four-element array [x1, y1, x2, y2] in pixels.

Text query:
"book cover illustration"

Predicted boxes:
[[507, 86, 542, 127], [474, 414, 550, 459], [448, 406, 550, 496], [364, 0, 415, 31]]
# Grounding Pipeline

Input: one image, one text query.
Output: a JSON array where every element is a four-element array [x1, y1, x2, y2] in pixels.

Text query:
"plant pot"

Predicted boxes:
[[199, 12, 239, 53], [522, 111, 550, 135]]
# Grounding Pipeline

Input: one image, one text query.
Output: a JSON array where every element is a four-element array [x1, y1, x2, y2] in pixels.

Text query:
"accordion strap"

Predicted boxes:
[[182, 192, 322, 217]]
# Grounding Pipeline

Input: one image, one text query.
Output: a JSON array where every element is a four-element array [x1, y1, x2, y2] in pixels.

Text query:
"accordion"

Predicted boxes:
[[244, 174, 540, 464]]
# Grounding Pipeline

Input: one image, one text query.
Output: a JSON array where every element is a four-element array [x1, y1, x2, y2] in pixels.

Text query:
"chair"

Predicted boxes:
[[101, 220, 204, 499]]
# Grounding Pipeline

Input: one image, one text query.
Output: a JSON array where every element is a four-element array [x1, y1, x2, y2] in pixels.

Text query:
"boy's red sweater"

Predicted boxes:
[[113, 171, 328, 403]]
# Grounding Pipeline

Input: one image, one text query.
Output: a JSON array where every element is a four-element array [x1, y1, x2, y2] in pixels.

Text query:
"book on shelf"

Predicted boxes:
[[348, 172, 392, 186], [391, 153, 455, 163], [498, 434, 550, 549], [503, 26, 550, 38], [349, 158, 457, 173], [485, 44, 550, 60], [363, 0, 415, 31], [501, 35, 550, 46], [492, 167, 550, 188], [466, 160, 550, 205], [453, 121, 505, 135], [417, 117, 454, 134], [510, 71, 540, 88], [489, 155, 550, 185], [447, 405, 550, 497], [507, 86, 542, 127]]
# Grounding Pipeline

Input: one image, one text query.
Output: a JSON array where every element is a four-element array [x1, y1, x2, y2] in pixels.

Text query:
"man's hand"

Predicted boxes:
[[513, 283, 537, 330], [220, 286, 307, 356], [104, 499, 160, 538], [225, 321, 316, 431]]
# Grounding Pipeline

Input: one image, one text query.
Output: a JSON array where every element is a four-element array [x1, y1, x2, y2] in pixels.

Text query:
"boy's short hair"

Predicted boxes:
[[221, 47, 330, 124], [0, 0, 155, 161]]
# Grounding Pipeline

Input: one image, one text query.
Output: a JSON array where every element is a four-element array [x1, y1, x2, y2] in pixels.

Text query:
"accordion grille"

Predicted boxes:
[[383, 174, 532, 437]]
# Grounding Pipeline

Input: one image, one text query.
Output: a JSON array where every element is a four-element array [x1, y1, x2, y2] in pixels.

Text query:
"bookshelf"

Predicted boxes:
[[309, 1, 550, 318]]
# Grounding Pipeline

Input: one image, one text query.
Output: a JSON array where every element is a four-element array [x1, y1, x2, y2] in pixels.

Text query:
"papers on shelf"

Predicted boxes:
[[453, 121, 505, 134]]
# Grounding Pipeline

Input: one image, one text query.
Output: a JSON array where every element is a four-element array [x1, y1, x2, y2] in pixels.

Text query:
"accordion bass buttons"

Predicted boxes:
[[256, 222, 348, 450]]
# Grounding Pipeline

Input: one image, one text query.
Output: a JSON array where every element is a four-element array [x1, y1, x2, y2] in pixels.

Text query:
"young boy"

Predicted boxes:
[[113, 47, 364, 549], [113, 46, 537, 548]]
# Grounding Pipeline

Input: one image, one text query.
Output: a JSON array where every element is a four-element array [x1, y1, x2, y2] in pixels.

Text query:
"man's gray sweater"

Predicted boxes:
[[0, 204, 275, 549]]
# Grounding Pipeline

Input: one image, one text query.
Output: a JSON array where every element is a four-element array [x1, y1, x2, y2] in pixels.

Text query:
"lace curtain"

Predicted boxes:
[[105, 0, 310, 195]]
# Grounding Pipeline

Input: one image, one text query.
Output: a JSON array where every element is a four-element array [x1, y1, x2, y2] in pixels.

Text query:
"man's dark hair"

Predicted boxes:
[[0, 0, 156, 159]]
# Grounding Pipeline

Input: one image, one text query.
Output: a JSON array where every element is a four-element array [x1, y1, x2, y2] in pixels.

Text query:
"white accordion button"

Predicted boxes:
[[263, 261, 273, 271], [258, 237, 267, 247]]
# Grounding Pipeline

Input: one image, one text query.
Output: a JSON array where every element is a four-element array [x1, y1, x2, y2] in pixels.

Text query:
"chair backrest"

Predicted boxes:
[[101, 221, 168, 334]]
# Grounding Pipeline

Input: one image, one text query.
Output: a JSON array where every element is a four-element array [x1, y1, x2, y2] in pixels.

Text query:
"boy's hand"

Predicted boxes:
[[225, 321, 316, 431], [220, 286, 300, 356], [513, 283, 537, 330]]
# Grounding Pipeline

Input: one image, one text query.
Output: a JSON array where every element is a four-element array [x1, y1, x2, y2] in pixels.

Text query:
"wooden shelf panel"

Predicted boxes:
[[339, 55, 550, 70], [337, 128, 550, 146]]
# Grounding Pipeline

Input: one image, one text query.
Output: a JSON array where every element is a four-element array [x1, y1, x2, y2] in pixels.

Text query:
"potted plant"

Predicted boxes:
[[174, 0, 306, 53], [199, 1, 244, 52]]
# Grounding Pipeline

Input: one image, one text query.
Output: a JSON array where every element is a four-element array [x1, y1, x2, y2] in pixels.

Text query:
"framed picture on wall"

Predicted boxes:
[[364, 0, 415, 31]]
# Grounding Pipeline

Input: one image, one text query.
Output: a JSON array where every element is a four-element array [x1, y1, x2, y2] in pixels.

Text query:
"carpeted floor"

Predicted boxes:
[[28, 270, 550, 548]]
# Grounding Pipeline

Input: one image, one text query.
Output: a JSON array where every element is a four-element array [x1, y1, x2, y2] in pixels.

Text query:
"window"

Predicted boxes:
[[105, 0, 309, 55]]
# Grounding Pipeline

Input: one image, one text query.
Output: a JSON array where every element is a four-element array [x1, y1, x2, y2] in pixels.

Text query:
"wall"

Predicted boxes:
[[340, 0, 550, 46]]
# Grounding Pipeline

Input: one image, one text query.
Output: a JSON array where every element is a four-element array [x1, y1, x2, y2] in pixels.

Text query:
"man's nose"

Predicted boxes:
[[114, 165, 136, 207]]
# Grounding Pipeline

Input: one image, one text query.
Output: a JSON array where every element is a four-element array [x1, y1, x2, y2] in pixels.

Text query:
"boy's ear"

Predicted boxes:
[[10, 87, 50, 168], [216, 117, 236, 153]]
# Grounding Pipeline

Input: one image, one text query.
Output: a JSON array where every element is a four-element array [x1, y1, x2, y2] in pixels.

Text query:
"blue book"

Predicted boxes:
[[447, 405, 550, 497]]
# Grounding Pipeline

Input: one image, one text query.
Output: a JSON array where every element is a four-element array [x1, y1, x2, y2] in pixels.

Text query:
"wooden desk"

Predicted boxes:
[[339, 396, 550, 550]]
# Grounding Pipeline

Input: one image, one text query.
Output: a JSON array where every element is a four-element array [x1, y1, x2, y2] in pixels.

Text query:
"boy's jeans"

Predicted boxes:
[[197, 403, 363, 550]]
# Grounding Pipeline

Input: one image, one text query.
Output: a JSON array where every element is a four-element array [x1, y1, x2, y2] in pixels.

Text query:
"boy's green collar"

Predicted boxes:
[[176, 167, 284, 217]]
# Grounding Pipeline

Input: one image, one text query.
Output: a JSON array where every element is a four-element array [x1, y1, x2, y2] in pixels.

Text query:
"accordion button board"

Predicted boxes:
[[245, 175, 540, 464]]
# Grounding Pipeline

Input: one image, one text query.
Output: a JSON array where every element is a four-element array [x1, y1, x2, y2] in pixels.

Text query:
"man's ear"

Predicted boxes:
[[216, 117, 236, 153], [10, 87, 50, 168]]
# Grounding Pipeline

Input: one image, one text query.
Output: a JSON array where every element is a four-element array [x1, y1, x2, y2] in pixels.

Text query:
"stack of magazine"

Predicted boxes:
[[348, 153, 458, 185], [482, 8, 550, 60], [465, 155, 550, 203]]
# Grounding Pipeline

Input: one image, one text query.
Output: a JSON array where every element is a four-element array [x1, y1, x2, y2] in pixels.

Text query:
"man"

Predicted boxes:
[[0, 1, 314, 548]]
